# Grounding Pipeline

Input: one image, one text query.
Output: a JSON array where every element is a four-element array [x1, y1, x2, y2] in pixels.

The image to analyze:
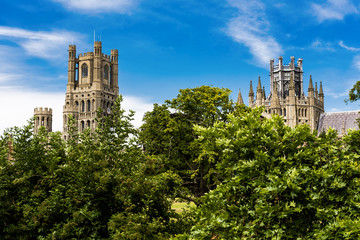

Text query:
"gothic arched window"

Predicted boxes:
[[81, 100, 85, 112], [87, 100, 91, 112], [81, 63, 88, 77], [104, 65, 109, 80]]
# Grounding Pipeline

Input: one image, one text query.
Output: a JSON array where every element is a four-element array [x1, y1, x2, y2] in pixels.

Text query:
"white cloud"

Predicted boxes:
[[52, 0, 139, 14], [338, 41, 360, 72], [0, 26, 85, 61], [329, 106, 360, 112], [353, 55, 360, 71], [224, 0, 282, 68], [122, 96, 154, 128], [339, 40, 360, 51], [0, 88, 64, 134], [324, 87, 349, 99], [0, 87, 153, 135], [311, 40, 335, 51], [311, 0, 358, 22]]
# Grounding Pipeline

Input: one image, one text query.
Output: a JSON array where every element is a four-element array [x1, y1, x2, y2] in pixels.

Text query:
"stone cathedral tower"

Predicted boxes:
[[241, 57, 325, 130], [62, 41, 119, 140]]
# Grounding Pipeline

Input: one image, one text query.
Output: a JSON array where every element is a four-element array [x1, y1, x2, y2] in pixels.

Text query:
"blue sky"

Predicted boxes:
[[1, 0, 360, 133]]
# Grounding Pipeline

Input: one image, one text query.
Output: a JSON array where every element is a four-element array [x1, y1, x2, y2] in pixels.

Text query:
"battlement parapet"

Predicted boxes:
[[273, 56, 303, 71], [79, 52, 94, 58], [94, 41, 102, 47], [69, 45, 76, 50], [102, 53, 110, 60], [34, 107, 53, 115]]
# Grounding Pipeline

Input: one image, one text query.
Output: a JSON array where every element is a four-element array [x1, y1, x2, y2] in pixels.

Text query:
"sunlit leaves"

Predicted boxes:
[[179, 107, 360, 239]]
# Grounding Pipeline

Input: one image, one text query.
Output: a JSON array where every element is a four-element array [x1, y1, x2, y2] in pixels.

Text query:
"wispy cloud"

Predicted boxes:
[[328, 106, 360, 112], [311, 0, 358, 22], [352, 55, 360, 71], [0, 43, 68, 90], [311, 39, 335, 51], [0, 26, 85, 61], [339, 40, 360, 51], [52, 0, 139, 14], [224, 0, 282, 68], [324, 87, 349, 99], [338, 41, 360, 71]]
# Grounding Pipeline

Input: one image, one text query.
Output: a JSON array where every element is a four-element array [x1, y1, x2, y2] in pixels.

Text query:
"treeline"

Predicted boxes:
[[1, 86, 360, 239]]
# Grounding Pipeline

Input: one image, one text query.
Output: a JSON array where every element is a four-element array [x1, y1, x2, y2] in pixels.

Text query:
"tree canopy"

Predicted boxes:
[[346, 80, 360, 103], [139, 86, 236, 197], [0, 96, 182, 239], [177, 108, 360, 239], [1, 86, 360, 239]]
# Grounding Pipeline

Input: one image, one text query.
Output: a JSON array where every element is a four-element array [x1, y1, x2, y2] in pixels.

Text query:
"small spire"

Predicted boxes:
[[257, 76, 262, 92], [237, 88, 244, 105], [308, 75, 314, 91], [319, 81, 324, 96], [315, 82, 318, 98], [262, 86, 266, 99], [249, 80, 254, 96]]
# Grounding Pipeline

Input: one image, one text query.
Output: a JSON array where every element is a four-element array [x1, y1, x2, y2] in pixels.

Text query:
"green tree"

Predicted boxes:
[[345, 80, 360, 126], [177, 107, 360, 239], [346, 80, 360, 103], [0, 96, 182, 239], [139, 86, 236, 198]]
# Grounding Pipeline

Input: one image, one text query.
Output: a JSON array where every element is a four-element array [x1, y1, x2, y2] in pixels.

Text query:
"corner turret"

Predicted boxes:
[[67, 45, 77, 92], [34, 107, 53, 134], [111, 49, 119, 92]]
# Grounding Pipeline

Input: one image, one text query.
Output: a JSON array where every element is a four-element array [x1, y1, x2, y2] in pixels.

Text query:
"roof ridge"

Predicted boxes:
[[323, 110, 360, 114]]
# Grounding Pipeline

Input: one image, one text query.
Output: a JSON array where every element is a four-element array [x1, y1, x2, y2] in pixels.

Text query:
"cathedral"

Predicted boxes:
[[33, 46, 358, 136], [237, 56, 325, 131]]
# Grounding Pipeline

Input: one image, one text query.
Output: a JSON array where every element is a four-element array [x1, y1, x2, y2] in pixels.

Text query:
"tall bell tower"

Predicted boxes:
[[62, 41, 119, 140]]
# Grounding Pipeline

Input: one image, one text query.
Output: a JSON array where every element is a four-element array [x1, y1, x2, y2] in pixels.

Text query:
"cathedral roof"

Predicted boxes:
[[318, 111, 360, 135]]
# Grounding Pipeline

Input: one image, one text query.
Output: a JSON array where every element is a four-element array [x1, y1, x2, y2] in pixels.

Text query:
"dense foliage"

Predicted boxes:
[[139, 86, 235, 197], [177, 108, 360, 239], [0, 97, 181, 239], [1, 86, 360, 239]]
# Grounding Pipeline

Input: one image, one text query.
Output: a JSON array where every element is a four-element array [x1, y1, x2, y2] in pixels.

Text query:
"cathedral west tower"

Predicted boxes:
[[62, 41, 119, 140]]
